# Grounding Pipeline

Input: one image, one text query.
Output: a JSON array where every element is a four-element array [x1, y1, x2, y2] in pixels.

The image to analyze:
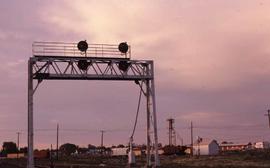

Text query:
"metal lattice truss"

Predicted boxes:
[[28, 41, 160, 168], [30, 56, 153, 81]]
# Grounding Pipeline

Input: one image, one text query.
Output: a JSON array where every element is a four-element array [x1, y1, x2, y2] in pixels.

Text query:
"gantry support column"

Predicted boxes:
[[27, 60, 34, 168], [146, 79, 151, 167], [150, 63, 160, 167], [146, 62, 160, 167]]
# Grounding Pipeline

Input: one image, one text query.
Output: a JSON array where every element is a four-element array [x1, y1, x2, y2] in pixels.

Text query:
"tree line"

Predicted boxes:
[[0, 141, 128, 157], [0, 141, 187, 156]]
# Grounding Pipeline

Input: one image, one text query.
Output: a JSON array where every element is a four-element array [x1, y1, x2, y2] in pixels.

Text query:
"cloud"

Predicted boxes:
[[39, 1, 177, 44], [177, 111, 223, 121], [1, 0, 270, 146], [39, 0, 270, 92]]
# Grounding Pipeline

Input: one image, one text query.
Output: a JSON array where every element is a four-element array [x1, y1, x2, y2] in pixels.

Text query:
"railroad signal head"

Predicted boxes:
[[118, 42, 129, 53], [118, 60, 130, 72], [134, 79, 140, 85], [197, 137, 203, 143], [78, 60, 90, 71], [77, 40, 88, 52]]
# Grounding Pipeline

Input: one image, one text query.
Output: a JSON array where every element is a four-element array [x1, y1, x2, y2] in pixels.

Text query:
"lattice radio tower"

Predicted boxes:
[[167, 118, 176, 146]]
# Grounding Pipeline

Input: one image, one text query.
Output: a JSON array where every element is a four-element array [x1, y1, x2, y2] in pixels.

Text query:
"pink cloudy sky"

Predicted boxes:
[[1, 0, 270, 149]]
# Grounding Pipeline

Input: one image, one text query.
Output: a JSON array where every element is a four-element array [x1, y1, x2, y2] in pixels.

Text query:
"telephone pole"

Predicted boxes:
[[265, 109, 270, 128], [17, 132, 20, 159], [172, 129, 176, 146], [100, 130, 105, 155], [50, 144, 54, 168], [180, 137, 183, 146], [176, 131, 184, 146], [100, 130, 105, 147], [190, 121, 193, 156], [56, 123, 59, 160]]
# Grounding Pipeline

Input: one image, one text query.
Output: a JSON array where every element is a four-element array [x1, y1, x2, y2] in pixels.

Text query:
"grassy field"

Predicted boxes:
[[2, 150, 270, 168], [160, 150, 270, 168]]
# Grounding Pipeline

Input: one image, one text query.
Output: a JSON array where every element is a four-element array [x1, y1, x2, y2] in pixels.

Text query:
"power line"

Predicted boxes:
[[130, 88, 143, 139], [0, 123, 267, 134]]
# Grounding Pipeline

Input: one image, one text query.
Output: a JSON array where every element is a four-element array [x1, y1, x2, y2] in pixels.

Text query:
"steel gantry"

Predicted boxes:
[[27, 41, 160, 167]]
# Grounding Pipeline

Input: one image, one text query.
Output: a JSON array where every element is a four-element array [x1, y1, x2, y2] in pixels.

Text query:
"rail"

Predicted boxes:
[[32, 41, 131, 59]]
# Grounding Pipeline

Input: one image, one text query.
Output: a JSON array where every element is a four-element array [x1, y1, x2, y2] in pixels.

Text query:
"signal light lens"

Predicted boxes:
[[118, 42, 129, 53], [77, 40, 88, 52], [118, 61, 130, 71], [78, 60, 90, 71]]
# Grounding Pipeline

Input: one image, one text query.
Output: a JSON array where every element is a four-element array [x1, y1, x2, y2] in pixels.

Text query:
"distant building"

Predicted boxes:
[[219, 142, 252, 151], [158, 149, 164, 155], [133, 148, 142, 156], [254, 141, 270, 149], [185, 146, 192, 154], [111, 147, 128, 156], [88, 148, 98, 155], [193, 139, 219, 155], [34, 150, 50, 158], [111, 145, 163, 156], [7, 153, 25, 159]]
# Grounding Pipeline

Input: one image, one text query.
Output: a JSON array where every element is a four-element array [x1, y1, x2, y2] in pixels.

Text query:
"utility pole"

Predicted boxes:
[[172, 129, 176, 146], [265, 109, 270, 128], [100, 130, 105, 147], [50, 144, 54, 168], [197, 136, 202, 157], [56, 123, 59, 160], [167, 118, 173, 146], [100, 130, 105, 155], [180, 137, 183, 146], [176, 132, 183, 146], [190, 121, 193, 156], [17, 132, 20, 159]]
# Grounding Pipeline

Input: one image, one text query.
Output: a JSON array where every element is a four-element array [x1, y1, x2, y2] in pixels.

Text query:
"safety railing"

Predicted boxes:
[[32, 41, 131, 58]]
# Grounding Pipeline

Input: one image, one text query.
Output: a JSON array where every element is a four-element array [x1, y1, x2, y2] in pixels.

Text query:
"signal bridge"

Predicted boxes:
[[27, 41, 160, 168]]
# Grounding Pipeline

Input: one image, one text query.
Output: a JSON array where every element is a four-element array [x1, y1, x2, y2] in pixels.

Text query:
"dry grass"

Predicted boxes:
[[160, 150, 270, 168], [2, 150, 270, 168]]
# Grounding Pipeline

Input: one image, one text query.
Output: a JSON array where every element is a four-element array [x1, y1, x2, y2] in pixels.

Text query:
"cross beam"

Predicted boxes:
[[31, 56, 153, 81], [28, 55, 160, 168]]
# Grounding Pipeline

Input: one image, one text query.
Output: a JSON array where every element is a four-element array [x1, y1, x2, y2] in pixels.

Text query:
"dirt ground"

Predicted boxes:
[[160, 155, 270, 168], [2, 151, 270, 168]]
